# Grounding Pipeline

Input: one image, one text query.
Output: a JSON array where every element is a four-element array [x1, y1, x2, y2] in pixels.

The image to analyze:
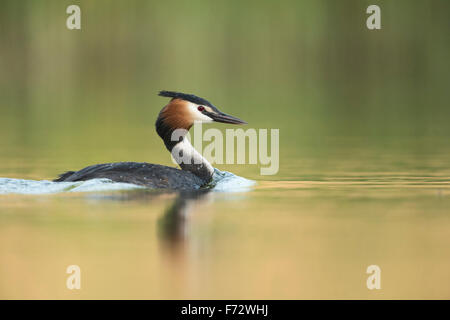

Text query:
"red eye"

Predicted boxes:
[[197, 106, 205, 112]]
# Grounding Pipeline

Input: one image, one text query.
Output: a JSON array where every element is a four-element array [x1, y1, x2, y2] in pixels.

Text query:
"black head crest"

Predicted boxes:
[[158, 90, 217, 110]]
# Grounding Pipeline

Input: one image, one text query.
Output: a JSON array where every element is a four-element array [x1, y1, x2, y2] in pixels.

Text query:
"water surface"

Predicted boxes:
[[0, 0, 449, 299], [1, 141, 449, 299]]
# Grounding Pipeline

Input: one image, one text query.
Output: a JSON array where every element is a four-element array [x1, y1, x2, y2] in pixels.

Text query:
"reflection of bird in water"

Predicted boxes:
[[157, 191, 210, 251], [85, 188, 210, 253], [53, 91, 246, 190]]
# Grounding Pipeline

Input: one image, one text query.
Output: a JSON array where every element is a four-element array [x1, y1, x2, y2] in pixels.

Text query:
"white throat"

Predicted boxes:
[[171, 138, 214, 182]]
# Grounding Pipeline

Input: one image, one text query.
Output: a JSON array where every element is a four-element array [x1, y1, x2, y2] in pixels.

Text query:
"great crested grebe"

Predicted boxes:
[[53, 91, 246, 190]]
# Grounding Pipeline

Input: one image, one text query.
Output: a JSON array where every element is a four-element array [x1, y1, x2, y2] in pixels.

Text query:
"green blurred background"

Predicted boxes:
[[0, 0, 449, 180], [1, 0, 450, 300]]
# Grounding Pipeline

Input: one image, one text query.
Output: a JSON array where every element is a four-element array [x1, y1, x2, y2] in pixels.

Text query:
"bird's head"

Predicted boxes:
[[156, 91, 247, 132]]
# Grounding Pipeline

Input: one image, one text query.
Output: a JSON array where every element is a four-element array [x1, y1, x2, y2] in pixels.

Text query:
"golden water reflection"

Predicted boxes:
[[1, 176, 449, 299]]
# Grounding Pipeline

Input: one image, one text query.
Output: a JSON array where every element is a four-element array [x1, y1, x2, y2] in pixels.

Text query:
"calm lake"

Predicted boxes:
[[1, 138, 449, 299], [0, 0, 449, 299]]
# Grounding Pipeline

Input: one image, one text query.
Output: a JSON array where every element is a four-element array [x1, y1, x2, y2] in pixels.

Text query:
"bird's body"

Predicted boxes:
[[54, 162, 207, 190], [53, 91, 246, 190]]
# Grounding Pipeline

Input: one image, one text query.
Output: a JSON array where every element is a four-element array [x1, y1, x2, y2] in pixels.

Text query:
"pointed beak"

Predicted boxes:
[[208, 111, 247, 125]]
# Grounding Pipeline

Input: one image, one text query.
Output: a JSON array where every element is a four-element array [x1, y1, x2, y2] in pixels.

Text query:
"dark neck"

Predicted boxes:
[[155, 117, 214, 183], [155, 116, 183, 150]]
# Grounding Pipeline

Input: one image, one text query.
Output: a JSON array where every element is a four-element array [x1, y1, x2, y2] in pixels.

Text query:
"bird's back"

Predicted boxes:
[[53, 162, 207, 190]]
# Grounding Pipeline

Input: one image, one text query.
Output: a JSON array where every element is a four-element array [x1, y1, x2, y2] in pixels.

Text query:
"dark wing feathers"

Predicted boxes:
[[53, 171, 76, 182], [53, 162, 205, 190]]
